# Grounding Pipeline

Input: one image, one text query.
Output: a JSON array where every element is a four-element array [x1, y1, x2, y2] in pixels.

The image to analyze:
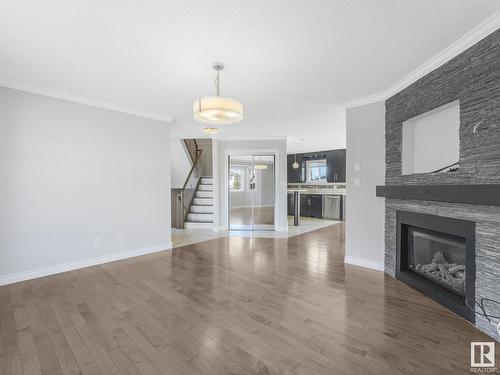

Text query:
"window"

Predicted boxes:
[[306, 159, 327, 182], [229, 168, 245, 191]]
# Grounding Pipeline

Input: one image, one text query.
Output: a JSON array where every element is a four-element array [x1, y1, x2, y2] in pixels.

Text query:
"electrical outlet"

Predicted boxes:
[[354, 162, 361, 172], [117, 234, 124, 243], [354, 178, 361, 187], [93, 237, 101, 246]]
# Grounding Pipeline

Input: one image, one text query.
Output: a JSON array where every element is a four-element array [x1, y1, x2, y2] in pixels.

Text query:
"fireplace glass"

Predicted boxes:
[[407, 226, 466, 296]]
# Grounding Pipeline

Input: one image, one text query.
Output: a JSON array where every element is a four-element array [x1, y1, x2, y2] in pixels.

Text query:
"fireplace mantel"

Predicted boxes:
[[376, 185, 500, 206]]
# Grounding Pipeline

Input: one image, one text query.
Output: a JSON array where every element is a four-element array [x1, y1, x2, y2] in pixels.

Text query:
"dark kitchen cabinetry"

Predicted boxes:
[[310, 195, 323, 218], [287, 193, 295, 215], [288, 193, 344, 221], [327, 149, 346, 183], [287, 154, 305, 183], [287, 149, 346, 183], [300, 194, 323, 218]]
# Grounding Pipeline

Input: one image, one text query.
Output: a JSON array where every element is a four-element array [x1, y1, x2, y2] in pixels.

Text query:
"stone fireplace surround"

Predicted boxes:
[[384, 199, 500, 338], [395, 210, 476, 323], [378, 28, 500, 339]]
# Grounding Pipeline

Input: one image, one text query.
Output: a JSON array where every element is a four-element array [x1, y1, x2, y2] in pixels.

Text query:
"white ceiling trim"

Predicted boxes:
[[343, 4, 500, 109], [0, 79, 174, 122]]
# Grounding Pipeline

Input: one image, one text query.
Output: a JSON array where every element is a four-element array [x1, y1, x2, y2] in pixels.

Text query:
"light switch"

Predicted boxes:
[[354, 178, 361, 187], [354, 162, 361, 172]]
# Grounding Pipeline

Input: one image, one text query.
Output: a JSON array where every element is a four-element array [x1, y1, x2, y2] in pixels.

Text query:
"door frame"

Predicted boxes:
[[224, 149, 280, 231]]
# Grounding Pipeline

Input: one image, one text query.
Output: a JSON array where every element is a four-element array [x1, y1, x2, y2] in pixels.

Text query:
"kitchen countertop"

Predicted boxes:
[[287, 189, 346, 196]]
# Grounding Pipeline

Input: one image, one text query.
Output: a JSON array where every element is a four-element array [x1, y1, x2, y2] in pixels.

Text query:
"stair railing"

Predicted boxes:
[[183, 139, 199, 164], [178, 141, 203, 229]]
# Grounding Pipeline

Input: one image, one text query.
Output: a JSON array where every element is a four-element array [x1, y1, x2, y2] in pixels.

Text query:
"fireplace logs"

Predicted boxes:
[[415, 251, 465, 292]]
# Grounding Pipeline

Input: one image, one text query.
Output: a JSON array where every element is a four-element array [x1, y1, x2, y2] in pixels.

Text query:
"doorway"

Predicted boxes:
[[228, 154, 275, 231]]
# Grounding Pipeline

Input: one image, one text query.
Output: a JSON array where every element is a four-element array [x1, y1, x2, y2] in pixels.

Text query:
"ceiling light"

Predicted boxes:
[[193, 63, 243, 125], [254, 164, 268, 170], [203, 127, 218, 135]]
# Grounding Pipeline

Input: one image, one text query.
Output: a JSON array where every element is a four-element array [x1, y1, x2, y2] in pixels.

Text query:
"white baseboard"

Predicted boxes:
[[344, 255, 384, 272], [0, 242, 172, 286], [275, 225, 289, 232]]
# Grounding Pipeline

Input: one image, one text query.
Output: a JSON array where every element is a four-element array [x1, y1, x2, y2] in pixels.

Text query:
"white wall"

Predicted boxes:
[[0, 87, 172, 284], [345, 101, 386, 271], [170, 137, 192, 188], [216, 140, 288, 231], [402, 101, 459, 174], [170, 138, 213, 189]]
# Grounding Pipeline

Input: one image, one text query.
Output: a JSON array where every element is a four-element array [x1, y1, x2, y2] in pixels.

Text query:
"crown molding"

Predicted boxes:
[[343, 6, 500, 109], [343, 92, 387, 109], [0, 79, 174, 122]]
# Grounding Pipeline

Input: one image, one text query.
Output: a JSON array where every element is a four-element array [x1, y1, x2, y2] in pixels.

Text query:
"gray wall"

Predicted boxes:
[[345, 102, 386, 270], [0, 87, 171, 283], [386, 28, 500, 185], [197, 138, 213, 177]]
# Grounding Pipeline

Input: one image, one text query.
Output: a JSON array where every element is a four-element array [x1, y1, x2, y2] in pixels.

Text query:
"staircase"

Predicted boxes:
[[184, 177, 214, 229]]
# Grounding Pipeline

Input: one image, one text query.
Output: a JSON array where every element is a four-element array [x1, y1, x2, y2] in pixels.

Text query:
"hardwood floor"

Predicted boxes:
[[230, 206, 275, 225], [0, 224, 497, 375]]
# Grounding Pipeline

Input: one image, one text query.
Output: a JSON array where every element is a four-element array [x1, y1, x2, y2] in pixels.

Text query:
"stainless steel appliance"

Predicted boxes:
[[322, 195, 342, 220]]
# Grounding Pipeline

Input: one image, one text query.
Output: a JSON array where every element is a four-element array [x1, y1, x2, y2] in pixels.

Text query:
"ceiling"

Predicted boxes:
[[0, 0, 498, 153]]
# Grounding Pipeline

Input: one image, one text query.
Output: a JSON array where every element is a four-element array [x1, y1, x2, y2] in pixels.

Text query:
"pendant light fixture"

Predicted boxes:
[[254, 164, 268, 170], [292, 154, 299, 169], [193, 63, 244, 125]]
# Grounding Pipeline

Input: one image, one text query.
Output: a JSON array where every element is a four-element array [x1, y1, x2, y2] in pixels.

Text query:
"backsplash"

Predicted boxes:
[[288, 183, 346, 190]]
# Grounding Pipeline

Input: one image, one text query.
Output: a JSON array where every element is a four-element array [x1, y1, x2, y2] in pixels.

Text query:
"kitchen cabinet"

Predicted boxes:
[[310, 195, 323, 218], [287, 154, 305, 183], [288, 149, 345, 183], [287, 193, 295, 215], [300, 194, 323, 218], [289, 192, 345, 221], [327, 149, 346, 183], [300, 195, 307, 216]]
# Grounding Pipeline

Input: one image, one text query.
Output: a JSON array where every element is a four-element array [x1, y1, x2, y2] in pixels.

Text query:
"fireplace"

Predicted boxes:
[[396, 211, 475, 322]]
